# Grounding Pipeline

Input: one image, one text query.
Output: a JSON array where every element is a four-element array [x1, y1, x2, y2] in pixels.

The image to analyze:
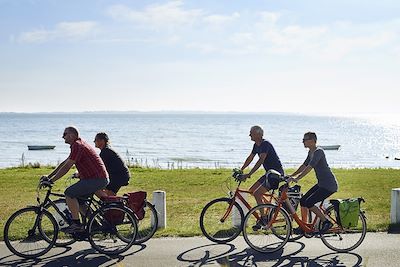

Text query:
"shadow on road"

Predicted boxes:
[[0, 244, 146, 267], [177, 241, 364, 266]]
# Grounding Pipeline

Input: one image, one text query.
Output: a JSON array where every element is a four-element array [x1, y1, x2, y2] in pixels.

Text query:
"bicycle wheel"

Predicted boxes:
[[135, 200, 158, 243], [320, 205, 367, 252], [88, 204, 138, 255], [200, 197, 244, 243], [4, 207, 58, 259], [243, 204, 291, 253], [44, 198, 76, 247]]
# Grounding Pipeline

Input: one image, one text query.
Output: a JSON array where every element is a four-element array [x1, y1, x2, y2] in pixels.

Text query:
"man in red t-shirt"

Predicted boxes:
[[44, 126, 109, 233]]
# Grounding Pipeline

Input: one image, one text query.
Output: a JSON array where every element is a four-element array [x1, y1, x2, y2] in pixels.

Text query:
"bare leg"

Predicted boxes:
[[309, 206, 327, 222], [66, 196, 80, 221], [249, 182, 269, 205], [301, 206, 309, 221]]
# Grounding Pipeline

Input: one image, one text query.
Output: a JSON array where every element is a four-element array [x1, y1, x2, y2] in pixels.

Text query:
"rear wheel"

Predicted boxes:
[[135, 200, 158, 243], [243, 204, 291, 253], [320, 205, 367, 252], [4, 207, 58, 259], [200, 198, 244, 243], [88, 204, 138, 255]]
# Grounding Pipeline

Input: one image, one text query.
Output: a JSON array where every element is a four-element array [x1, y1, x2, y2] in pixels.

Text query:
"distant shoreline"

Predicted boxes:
[[1, 111, 399, 118]]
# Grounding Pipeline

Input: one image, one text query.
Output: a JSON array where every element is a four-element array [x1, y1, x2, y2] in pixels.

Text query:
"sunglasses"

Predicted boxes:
[[62, 132, 69, 137]]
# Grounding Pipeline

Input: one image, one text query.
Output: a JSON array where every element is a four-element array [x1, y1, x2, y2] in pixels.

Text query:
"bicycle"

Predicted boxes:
[[3, 179, 138, 259], [242, 175, 367, 253], [47, 188, 158, 245], [199, 169, 304, 243]]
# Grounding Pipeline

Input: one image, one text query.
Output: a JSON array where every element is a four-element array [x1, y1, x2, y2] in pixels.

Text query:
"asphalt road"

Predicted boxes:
[[0, 232, 398, 266]]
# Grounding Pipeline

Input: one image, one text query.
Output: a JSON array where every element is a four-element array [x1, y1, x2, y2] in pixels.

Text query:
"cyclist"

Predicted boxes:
[[93, 132, 131, 197], [288, 132, 338, 233], [42, 126, 109, 233], [239, 125, 284, 229]]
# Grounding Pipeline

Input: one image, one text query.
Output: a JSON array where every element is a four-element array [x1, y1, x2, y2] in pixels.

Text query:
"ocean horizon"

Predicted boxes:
[[1, 112, 399, 169]]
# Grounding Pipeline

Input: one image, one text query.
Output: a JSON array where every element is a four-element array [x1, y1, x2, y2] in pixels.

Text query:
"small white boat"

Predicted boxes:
[[28, 145, 56, 150], [320, 145, 340, 150]]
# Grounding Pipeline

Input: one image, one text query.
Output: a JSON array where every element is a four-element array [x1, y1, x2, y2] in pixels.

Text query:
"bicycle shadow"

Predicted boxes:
[[0, 244, 146, 267], [177, 242, 364, 266]]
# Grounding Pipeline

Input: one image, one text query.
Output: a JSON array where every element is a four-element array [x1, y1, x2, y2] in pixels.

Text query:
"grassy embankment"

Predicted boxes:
[[0, 167, 399, 240]]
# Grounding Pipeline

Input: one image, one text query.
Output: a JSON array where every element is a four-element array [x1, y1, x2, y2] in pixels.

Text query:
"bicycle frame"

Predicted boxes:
[[267, 184, 338, 234], [37, 186, 102, 229], [220, 181, 278, 223]]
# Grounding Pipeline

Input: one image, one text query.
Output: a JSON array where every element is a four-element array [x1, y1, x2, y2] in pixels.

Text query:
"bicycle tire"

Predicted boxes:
[[320, 205, 367, 252], [134, 200, 158, 244], [200, 197, 244, 243], [277, 205, 306, 241], [43, 198, 76, 247], [4, 207, 58, 259], [88, 204, 138, 255], [243, 203, 291, 253]]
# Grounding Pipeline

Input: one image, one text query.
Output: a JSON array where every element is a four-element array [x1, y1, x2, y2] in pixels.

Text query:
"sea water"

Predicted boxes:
[[0, 112, 399, 169]]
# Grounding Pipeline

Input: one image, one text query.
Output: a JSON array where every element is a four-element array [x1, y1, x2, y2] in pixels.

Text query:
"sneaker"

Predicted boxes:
[[252, 217, 268, 231], [320, 220, 333, 233], [293, 227, 304, 235], [62, 223, 84, 234]]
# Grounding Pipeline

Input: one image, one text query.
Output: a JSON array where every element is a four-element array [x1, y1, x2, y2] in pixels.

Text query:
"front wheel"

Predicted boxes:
[[320, 205, 367, 252], [243, 204, 291, 253], [200, 197, 244, 243], [44, 198, 76, 247], [4, 207, 58, 259]]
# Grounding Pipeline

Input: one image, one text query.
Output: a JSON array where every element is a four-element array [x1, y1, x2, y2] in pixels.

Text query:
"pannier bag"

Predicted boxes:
[[330, 198, 361, 228], [101, 196, 125, 225], [124, 191, 147, 220]]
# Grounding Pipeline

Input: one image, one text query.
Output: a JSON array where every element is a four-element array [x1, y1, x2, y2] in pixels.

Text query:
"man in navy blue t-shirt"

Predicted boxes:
[[240, 125, 284, 208]]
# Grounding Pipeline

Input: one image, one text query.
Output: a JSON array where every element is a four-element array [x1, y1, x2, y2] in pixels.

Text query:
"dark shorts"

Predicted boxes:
[[65, 178, 109, 199], [257, 174, 280, 190], [106, 181, 123, 195], [300, 184, 334, 208]]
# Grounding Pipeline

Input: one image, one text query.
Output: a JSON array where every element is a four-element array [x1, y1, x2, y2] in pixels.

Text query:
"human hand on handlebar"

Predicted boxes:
[[286, 176, 298, 184], [235, 173, 250, 182], [39, 175, 53, 188]]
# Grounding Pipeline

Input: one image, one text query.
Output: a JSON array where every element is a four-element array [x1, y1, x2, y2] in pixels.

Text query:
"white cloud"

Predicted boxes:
[[107, 1, 203, 30], [17, 21, 97, 43], [259, 11, 281, 24], [203, 12, 240, 28]]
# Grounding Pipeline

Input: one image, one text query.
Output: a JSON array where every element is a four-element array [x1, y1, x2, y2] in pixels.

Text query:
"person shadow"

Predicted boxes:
[[177, 241, 363, 266], [0, 244, 146, 267]]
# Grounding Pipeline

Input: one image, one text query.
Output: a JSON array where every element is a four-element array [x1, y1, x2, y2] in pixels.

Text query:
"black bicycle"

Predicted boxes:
[[3, 179, 138, 259], [46, 186, 159, 245]]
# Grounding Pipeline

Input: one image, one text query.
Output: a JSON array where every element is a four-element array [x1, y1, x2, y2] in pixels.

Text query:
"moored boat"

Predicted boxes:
[[28, 145, 56, 150], [320, 145, 340, 150]]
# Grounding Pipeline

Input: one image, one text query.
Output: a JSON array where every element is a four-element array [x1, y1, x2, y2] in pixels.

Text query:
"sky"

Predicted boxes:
[[1, 0, 399, 114]]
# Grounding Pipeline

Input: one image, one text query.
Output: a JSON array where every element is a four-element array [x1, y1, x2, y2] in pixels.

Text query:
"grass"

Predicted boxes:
[[0, 167, 399, 240]]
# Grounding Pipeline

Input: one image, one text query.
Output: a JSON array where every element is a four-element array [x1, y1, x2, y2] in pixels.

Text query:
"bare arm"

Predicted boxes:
[[293, 165, 313, 182], [49, 159, 75, 183], [247, 153, 266, 177], [289, 164, 307, 177], [241, 153, 255, 171], [48, 159, 68, 178]]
